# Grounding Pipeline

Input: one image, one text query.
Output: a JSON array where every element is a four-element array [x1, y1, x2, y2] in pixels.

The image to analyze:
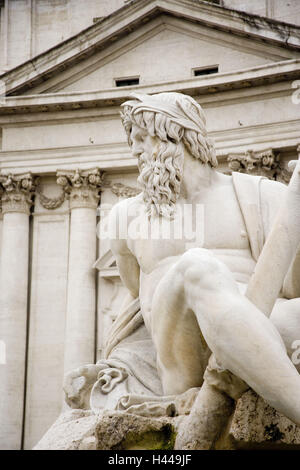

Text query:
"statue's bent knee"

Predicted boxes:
[[177, 248, 215, 274], [178, 248, 226, 284]]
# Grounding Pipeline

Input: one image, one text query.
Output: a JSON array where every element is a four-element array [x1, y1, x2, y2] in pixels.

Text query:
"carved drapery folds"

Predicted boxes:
[[0, 173, 36, 214], [227, 149, 291, 183], [56, 168, 103, 210]]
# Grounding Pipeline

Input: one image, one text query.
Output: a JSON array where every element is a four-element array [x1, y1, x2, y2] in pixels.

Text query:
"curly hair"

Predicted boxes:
[[121, 92, 217, 217]]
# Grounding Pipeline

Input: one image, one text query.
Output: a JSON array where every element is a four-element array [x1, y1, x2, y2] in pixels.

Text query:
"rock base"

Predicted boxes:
[[34, 391, 300, 450], [34, 409, 180, 450], [217, 390, 300, 450]]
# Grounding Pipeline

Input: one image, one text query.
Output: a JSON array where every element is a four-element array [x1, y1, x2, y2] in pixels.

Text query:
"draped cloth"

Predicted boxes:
[[232, 172, 265, 262], [122, 92, 208, 134]]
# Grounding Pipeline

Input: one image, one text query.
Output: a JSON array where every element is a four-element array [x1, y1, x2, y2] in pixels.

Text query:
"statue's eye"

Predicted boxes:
[[136, 134, 145, 143]]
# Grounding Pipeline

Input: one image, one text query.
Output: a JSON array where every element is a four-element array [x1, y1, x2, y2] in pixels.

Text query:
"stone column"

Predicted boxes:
[[57, 169, 103, 375], [0, 173, 35, 450]]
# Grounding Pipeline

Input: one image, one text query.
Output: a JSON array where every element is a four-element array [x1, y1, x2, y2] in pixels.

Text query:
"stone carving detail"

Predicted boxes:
[[227, 148, 293, 183], [227, 149, 279, 178], [106, 182, 140, 198], [36, 182, 66, 210], [0, 173, 36, 214], [56, 168, 103, 209], [275, 166, 292, 184]]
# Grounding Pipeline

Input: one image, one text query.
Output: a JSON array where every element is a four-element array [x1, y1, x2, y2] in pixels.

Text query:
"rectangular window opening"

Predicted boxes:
[[115, 77, 140, 87], [193, 66, 219, 77]]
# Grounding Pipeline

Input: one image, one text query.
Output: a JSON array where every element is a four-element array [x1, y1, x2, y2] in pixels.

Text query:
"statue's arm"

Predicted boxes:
[[261, 178, 300, 299], [109, 201, 140, 298], [283, 250, 300, 299]]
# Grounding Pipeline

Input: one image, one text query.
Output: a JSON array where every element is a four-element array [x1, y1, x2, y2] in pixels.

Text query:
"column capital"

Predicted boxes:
[[56, 168, 103, 210], [0, 173, 36, 215], [227, 149, 279, 178]]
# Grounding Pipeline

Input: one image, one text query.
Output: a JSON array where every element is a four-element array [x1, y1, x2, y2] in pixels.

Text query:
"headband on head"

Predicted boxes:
[[121, 92, 207, 134]]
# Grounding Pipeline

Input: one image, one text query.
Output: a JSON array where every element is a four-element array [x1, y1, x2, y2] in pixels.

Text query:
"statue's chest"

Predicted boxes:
[[201, 197, 249, 250], [129, 190, 250, 272]]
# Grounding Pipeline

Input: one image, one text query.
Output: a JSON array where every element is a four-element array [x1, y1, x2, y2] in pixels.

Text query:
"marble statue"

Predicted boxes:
[[64, 92, 300, 449]]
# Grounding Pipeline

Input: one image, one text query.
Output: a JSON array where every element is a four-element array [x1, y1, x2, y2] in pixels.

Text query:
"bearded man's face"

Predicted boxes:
[[130, 123, 185, 218]]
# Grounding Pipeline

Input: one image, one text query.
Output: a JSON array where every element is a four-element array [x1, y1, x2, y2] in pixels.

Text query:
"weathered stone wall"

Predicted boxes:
[[1, 0, 300, 75], [0, 0, 125, 73], [223, 0, 300, 26]]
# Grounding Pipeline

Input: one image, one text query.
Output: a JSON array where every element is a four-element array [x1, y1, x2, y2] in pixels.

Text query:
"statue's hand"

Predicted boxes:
[[63, 364, 102, 409]]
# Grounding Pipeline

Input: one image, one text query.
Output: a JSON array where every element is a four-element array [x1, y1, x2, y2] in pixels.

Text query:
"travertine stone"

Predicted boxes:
[[0, 0, 300, 451], [57, 168, 103, 210], [0, 173, 35, 449], [57, 169, 103, 375], [33, 410, 99, 451], [109, 92, 300, 448], [34, 409, 178, 451], [33, 396, 300, 451], [227, 149, 280, 179], [228, 390, 300, 449], [61, 92, 300, 451], [0, 173, 35, 215], [23, 193, 70, 450], [175, 382, 235, 450], [0, 0, 125, 73]]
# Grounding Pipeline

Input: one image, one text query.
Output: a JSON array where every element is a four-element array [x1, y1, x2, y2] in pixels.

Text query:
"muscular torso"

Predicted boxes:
[[121, 175, 256, 324]]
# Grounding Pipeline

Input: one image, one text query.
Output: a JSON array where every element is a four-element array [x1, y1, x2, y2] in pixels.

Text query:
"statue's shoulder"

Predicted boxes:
[[259, 177, 286, 207], [232, 171, 286, 201], [109, 192, 144, 218]]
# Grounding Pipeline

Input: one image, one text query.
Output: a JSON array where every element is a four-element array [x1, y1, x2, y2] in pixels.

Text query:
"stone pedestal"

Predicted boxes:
[[34, 409, 179, 451], [34, 391, 300, 450], [0, 173, 34, 450]]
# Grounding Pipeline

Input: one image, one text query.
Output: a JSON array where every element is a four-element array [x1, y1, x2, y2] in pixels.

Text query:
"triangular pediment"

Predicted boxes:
[[34, 16, 299, 94], [1, 0, 300, 96]]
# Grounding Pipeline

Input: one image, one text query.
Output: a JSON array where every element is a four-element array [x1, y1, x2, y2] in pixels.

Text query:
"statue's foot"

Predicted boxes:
[[175, 381, 234, 450]]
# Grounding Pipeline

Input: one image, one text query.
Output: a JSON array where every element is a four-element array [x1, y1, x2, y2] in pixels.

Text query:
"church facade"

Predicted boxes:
[[0, 0, 300, 450]]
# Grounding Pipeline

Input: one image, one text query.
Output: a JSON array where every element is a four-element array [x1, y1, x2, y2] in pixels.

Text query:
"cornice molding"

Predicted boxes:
[[0, 59, 299, 115], [1, 120, 299, 175]]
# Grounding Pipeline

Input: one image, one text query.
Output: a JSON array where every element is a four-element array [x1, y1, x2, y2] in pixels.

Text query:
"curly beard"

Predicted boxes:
[[137, 141, 184, 218]]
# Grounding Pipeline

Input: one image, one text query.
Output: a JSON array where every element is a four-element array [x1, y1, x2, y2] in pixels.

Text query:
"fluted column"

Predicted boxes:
[[57, 169, 103, 375], [0, 173, 35, 450]]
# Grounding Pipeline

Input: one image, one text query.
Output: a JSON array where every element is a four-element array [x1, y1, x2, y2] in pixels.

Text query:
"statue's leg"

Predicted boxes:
[[150, 260, 211, 395], [271, 298, 300, 373], [151, 248, 300, 426]]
